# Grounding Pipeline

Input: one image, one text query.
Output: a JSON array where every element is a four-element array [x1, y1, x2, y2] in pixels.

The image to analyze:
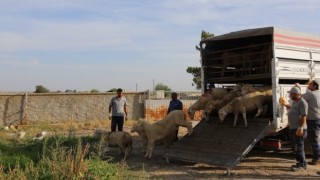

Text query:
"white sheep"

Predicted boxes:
[[202, 84, 244, 121], [96, 130, 133, 161], [187, 87, 229, 119], [131, 110, 193, 159], [218, 90, 272, 128], [240, 84, 272, 96], [203, 92, 239, 121], [131, 123, 177, 151]]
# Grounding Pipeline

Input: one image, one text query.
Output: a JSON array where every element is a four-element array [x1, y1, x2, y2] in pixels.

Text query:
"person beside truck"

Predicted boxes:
[[281, 87, 308, 171], [301, 79, 320, 166]]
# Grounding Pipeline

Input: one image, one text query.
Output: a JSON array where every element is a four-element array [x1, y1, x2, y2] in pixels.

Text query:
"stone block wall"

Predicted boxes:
[[0, 92, 146, 126]]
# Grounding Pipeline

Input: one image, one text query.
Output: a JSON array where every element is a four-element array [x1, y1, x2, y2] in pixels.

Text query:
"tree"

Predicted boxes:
[[155, 83, 171, 91], [201, 30, 214, 40], [155, 83, 171, 97], [186, 30, 215, 90], [34, 85, 50, 93], [186, 67, 201, 90], [107, 88, 118, 92], [90, 89, 99, 93]]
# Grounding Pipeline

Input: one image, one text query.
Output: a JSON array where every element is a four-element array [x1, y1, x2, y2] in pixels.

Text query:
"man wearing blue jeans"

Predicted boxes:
[[302, 79, 320, 166], [283, 87, 308, 171], [109, 88, 128, 132]]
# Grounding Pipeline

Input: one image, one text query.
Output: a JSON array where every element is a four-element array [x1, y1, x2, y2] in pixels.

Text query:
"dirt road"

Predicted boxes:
[[105, 125, 320, 180]]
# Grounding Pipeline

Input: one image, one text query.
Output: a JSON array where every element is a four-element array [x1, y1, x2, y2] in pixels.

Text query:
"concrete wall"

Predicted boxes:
[[0, 92, 146, 126], [145, 99, 202, 120]]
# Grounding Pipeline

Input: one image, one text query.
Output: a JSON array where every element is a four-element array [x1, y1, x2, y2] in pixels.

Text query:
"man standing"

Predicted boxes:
[[302, 79, 320, 165], [167, 92, 183, 114], [283, 86, 308, 171], [109, 88, 128, 132], [167, 92, 183, 141]]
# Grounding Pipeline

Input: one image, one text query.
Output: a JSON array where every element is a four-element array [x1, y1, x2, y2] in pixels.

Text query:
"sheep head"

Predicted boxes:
[[203, 101, 215, 121], [187, 108, 196, 119], [229, 83, 243, 95], [241, 84, 255, 95], [218, 108, 228, 122], [131, 120, 144, 133]]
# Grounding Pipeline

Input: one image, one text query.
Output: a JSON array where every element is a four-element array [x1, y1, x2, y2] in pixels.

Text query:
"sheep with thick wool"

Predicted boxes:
[[203, 91, 241, 121], [202, 84, 244, 121], [240, 84, 272, 96], [218, 90, 272, 128], [188, 87, 238, 119], [131, 121, 177, 151], [131, 110, 193, 159], [94, 129, 133, 161]]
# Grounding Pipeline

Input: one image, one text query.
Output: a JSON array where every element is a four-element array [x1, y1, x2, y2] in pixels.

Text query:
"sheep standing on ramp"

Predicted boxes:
[[131, 110, 193, 159]]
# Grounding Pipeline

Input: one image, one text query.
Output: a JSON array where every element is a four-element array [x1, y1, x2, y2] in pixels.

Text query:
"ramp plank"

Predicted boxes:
[[164, 117, 271, 168]]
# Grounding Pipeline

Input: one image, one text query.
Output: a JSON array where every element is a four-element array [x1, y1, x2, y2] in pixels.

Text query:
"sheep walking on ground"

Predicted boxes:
[[218, 90, 272, 128], [131, 110, 193, 159], [98, 131, 133, 161], [131, 122, 177, 151]]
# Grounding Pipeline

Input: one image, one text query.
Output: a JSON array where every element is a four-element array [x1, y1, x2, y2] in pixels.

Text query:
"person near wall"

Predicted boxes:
[[108, 88, 128, 132], [301, 79, 320, 166], [281, 86, 308, 171], [167, 92, 183, 114], [167, 92, 183, 141]]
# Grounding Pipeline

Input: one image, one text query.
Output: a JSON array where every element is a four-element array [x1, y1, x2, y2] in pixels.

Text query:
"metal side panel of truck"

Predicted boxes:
[[200, 26, 320, 134]]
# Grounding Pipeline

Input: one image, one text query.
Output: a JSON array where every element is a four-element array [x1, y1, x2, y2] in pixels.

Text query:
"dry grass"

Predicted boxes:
[[0, 119, 140, 140]]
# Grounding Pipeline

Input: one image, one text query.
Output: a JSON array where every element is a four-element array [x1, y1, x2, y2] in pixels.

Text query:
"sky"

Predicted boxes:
[[0, 0, 320, 92]]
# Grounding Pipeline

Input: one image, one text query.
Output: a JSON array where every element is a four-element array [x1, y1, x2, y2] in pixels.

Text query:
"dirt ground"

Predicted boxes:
[[104, 124, 320, 180]]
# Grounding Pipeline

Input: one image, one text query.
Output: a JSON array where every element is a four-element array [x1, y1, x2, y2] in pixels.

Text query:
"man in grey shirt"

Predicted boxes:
[[284, 86, 308, 171], [302, 79, 320, 165], [109, 88, 128, 132]]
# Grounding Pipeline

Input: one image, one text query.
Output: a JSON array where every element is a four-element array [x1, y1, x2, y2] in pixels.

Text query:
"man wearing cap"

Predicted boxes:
[[302, 79, 320, 165], [108, 88, 128, 132], [283, 86, 308, 171]]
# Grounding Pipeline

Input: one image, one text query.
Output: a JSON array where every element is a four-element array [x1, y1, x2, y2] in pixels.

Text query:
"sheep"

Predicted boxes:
[[240, 84, 272, 96], [203, 92, 240, 121], [131, 122, 177, 151], [218, 90, 272, 128], [202, 84, 244, 121], [187, 88, 228, 119], [131, 110, 193, 159], [95, 130, 133, 161]]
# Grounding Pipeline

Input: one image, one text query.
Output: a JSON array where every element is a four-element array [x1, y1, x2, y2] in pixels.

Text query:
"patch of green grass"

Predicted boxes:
[[0, 133, 129, 179]]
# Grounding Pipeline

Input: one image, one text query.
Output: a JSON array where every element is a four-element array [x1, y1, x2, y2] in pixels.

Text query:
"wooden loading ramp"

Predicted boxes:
[[164, 117, 271, 174]]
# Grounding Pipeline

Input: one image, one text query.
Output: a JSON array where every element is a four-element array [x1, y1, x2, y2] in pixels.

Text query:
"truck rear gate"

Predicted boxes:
[[164, 117, 271, 173]]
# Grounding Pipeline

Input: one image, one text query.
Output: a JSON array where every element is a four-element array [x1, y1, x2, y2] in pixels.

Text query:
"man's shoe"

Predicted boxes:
[[291, 164, 306, 172]]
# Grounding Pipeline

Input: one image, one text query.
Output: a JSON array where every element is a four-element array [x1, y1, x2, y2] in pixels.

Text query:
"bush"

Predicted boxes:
[[0, 135, 128, 179]]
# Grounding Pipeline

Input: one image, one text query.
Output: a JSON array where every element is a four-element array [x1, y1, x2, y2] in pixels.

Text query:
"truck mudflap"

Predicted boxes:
[[164, 117, 271, 169]]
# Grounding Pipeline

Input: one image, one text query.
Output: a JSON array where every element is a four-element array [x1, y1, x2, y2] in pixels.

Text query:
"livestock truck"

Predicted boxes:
[[164, 27, 320, 173]]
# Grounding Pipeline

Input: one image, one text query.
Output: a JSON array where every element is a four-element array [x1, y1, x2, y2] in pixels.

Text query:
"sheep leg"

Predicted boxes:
[[186, 122, 193, 136], [233, 113, 238, 127], [242, 111, 248, 128], [254, 105, 263, 118], [145, 140, 155, 159], [119, 145, 125, 155]]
